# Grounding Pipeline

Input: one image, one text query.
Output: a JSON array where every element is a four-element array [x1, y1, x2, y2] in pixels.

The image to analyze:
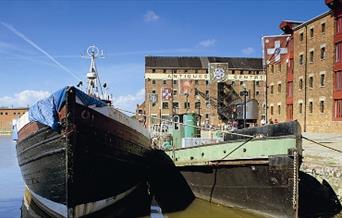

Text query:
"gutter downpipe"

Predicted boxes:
[[304, 25, 308, 132]]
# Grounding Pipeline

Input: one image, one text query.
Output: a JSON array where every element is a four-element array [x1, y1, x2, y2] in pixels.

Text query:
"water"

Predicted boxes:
[[0, 136, 24, 218], [0, 136, 264, 218], [149, 199, 263, 218]]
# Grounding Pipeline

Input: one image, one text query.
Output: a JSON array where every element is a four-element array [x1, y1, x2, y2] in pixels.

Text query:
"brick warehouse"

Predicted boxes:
[[263, 0, 342, 133], [137, 56, 265, 129], [0, 107, 28, 134]]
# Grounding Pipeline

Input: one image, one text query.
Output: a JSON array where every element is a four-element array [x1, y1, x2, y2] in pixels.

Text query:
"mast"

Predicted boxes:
[[84, 45, 104, 97]]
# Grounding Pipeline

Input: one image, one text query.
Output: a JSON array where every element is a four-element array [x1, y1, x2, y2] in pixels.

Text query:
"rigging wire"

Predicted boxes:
[[302, 136, 342, 154]]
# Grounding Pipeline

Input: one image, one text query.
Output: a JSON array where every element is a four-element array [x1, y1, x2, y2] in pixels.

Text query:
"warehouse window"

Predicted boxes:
[[309, 101, 313, 113], [184, 102, 190, 109], [152, 80, 156, 85], [287, 82, 293, 97], [299, 54, 304, 65], [270, 106, 274, 115], [320, 100, 325, 113], [278, 83, 282, 93], [172, 102, 179, 109], [309, 51, 314, 63], [270, 85, 274, 94], [335, 99, 342, 118], [162, 102, 169, 109], [336, 43, 342, 63], [320, 74, 325, 87], [299, 78, 303, 90], [336, 71, 342, 90], [337, 17, 342, 33], [310, 28, 314, 38], [300, 32, 304, 41], [299, 103, 303, 114], [309, 76, 314, 88], [320, 47, 326, 60], [278, 105, 281, 115], [321, 23, 326, 33]]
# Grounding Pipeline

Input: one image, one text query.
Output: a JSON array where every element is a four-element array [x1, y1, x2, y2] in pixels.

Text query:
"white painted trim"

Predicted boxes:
[[320, 71, 326, 75], [93, 106, 150, 139], [16, 112, 30, 132], [27, 186, 67, 217], [319, 96, 326, 101], [320, 43, 326, 48], [73, 184, 138, 217], [26, 184, 139, 218]]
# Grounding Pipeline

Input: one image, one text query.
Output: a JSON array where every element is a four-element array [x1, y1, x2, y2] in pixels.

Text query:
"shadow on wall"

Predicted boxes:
[[299, 171, 342, 218]]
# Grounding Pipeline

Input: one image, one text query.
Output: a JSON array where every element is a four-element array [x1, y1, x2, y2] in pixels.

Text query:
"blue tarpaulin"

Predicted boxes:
[[28, 86, 106, 130]]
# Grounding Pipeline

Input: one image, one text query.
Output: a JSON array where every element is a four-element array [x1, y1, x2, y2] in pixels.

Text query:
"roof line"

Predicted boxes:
[[145, 55, 262, 59], [293, 10, 332, 30], [261, 34, 291, 39]]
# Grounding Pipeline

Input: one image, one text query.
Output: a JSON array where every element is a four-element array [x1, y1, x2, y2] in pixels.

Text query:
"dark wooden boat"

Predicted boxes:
[[15, 46, 152, 217], [16, 86, 151, 217], [163, 114, 302, 218]]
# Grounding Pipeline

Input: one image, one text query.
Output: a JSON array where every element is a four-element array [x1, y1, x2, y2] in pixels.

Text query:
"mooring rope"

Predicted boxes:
[[302, 136, 342, 154]]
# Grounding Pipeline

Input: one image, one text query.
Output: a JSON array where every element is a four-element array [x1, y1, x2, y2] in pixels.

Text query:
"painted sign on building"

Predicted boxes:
[[208, 63, 229, 83], [145, 73, 209, 80]]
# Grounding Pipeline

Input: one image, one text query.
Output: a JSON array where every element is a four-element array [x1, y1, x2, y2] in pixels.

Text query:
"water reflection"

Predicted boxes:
[[149, 198, 263, 218]]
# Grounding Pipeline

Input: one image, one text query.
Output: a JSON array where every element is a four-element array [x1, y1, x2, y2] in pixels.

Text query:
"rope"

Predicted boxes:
[[302, 136, 342, 154], [115, 107, 254, 139]]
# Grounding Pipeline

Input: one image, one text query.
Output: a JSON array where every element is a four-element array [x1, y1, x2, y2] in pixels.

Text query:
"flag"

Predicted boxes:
[[162, 88, 172, 100], [262, 35, 289, 65]]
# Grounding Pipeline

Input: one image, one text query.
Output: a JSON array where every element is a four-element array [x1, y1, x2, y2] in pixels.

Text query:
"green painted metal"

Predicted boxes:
[[171, 115, 183, 148], [165, 136, 297, 166], [183, 113, 197, 138]]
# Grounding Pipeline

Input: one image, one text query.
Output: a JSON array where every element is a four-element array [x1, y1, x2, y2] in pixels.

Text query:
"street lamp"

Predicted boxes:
[[240, 83, 248, 128]]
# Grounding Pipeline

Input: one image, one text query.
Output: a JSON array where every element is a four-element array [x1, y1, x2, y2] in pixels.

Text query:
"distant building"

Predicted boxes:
[[0, 107, 28, 134], [263, 0, 342, 133], [137, 56, 265, 129]]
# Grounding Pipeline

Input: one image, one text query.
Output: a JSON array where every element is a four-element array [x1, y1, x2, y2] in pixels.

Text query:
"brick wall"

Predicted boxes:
[[293, 12, 342, 133], [0, 108, 28, 131]]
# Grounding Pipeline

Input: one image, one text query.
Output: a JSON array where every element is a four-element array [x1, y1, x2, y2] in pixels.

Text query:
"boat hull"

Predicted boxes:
[[165, 121, 302, 217], [178, 155, 297, 217], [16, 87, 152, 217]]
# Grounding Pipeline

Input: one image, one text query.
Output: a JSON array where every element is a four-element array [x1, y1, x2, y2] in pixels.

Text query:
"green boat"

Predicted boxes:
[[158, 113, 302, 218]]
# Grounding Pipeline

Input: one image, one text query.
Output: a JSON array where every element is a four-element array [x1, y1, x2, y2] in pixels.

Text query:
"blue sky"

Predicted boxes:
[[0, 0, 327, 111]]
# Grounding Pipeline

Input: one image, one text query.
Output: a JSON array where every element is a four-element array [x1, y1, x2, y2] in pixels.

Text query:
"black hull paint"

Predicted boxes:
[[178, 155, 297, 218], [16, 87, 152, 217]]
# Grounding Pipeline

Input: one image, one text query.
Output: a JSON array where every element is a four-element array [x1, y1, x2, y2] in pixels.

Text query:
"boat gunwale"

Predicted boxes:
[[165, 135, 298, 152]]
